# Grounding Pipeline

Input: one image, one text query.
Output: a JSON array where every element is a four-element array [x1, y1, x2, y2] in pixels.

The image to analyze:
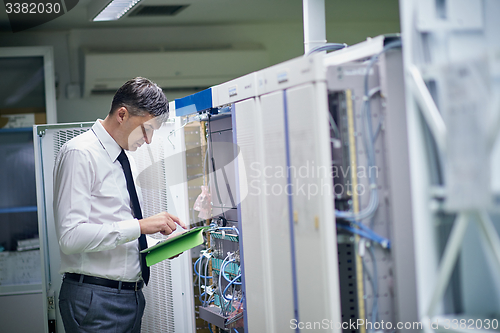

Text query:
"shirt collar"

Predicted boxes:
[[92, 119, 123, 162]]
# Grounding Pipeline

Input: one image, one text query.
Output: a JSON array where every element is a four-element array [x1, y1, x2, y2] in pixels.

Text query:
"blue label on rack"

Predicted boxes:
[[175, 88, 212, 116]]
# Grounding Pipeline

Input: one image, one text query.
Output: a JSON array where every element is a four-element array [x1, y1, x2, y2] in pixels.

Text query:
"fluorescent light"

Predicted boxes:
[[92, 0, 142, 21]]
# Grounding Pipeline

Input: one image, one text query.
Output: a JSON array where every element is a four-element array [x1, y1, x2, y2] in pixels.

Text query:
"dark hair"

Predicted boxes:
[[110, 77, 168, 122]]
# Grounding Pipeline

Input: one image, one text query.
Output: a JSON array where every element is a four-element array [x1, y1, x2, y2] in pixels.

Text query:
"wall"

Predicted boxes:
[[0, 20, 400, 123], [0, 293, 44, 333]]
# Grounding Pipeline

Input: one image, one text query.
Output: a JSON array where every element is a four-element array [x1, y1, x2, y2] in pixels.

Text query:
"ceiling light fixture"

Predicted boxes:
[[89, 0, 142, 21]]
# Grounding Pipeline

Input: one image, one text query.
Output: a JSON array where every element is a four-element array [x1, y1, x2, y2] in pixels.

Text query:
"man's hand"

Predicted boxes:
[[139, 212, 186, 235]]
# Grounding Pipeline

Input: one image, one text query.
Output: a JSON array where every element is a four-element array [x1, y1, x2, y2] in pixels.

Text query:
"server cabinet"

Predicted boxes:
[[325, 40, 413, 332], [234, 54, 342, 332]]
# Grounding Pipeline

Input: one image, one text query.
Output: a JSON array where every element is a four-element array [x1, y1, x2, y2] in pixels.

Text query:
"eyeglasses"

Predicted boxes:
[[141, 124, 154, 144]]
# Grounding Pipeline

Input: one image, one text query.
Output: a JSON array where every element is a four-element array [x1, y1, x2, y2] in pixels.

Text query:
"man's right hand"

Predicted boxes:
[[139, 212, 186, 235]]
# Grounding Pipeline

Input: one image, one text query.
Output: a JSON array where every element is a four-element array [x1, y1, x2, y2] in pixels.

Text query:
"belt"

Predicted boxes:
[[64, 273, 144, 291]]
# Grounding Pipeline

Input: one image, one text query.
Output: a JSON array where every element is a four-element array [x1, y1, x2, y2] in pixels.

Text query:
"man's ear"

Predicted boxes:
[[115, 107, 128, 124]]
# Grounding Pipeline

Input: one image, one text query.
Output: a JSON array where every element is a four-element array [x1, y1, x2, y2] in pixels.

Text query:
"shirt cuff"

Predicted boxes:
[[117, 219, 141, 244]]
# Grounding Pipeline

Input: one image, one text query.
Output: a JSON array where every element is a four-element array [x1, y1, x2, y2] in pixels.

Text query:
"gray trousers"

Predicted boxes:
[[59, 278, 146, 333]]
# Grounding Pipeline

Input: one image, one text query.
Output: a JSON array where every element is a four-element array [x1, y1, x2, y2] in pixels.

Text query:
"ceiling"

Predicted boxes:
[[0, 0, 400, 33]]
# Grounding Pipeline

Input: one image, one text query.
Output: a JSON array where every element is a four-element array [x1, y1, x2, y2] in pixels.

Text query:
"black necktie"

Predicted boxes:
[[117, 149, 150, 285]]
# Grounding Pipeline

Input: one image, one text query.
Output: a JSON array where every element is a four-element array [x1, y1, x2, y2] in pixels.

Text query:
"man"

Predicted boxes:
[[53, 77, 185, 332]]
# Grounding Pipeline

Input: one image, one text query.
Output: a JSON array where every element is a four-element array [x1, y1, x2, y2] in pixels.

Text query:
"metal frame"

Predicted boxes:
[[400, 0, 500, 330]]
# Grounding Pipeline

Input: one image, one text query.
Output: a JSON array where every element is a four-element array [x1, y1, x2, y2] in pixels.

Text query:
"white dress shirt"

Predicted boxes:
[[53, 119, 142, 282]]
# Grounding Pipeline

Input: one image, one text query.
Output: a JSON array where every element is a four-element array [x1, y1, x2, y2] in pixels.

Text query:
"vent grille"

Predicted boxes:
[[131, 138, 175, 333], [53, 129, 90, 158], [132, 141, 168, 220], [128, 5, 188, 17], [142, 259, 175, 333]]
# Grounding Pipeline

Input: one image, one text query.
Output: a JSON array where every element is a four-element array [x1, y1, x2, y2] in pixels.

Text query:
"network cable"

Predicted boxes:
[[194, 256, 213, 279], [199, 292, 206, 305], [223, 273, 242, 301], [334, 39, 402, 236], [337, 224, 390, 249], [350, 219, 390, 248], [204, 252, 211, 306], [306, 43, 348, 55], [226, 311, 244, 326], [227, 289, 237, 317], [218, 253, 231, 315], [209, 222, 240, 237], [197, 255, 203, 307], [215, 226, 240, 236], [218, 252, 241, 316], [225, 293, 245, 327], [194, 254, 213, 307], [221, 259, 241, 285], [335, 40, 402, 221]]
